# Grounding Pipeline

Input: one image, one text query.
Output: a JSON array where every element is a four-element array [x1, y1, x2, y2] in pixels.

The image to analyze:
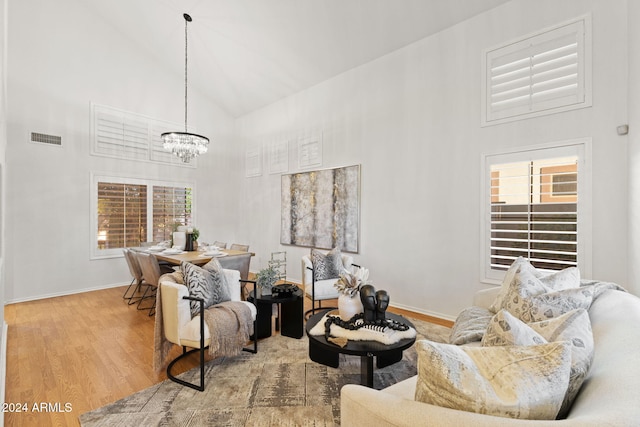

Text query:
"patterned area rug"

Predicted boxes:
[[79, 317, 451, 426]]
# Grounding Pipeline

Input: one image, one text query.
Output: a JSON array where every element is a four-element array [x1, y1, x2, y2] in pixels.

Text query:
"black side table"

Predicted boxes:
[[248, 287, 304, 339], [305, 310, 416, 388]]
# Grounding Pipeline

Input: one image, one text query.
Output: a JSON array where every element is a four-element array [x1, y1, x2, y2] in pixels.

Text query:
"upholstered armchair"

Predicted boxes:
[[158, 268, 257, 391], [301, 250, 354, 317]]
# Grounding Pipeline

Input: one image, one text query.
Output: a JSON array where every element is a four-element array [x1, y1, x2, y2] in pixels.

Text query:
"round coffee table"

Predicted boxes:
[[305, 310, 416, 388]]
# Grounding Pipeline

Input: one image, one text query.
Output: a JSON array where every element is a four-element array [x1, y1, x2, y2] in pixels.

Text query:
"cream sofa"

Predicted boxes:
[[341, 286, 640, 426]]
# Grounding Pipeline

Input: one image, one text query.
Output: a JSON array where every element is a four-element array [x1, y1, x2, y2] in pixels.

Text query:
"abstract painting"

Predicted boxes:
[[281, 165, 360, 252]]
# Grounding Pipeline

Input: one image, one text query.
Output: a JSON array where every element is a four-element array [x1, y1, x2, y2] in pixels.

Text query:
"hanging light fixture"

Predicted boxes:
[[162, 13, 209, 163]]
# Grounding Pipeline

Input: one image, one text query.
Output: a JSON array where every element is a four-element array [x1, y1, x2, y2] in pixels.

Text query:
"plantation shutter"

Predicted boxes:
[[152, 186, 193, 242], [94, 110, 149, 160], [489, 156, 578, 272], [484, 17, 589, 125], [91, 104, 195, 167], [97, 182, 147, 249]]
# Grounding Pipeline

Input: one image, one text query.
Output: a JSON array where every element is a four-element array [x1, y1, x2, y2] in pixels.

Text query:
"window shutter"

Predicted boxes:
[[94, 110, 149, 160], [483, 16, 590, 125], [152, 185, 193, 242], [97, 182, 148, 249], [489, 157, 578, 272], [91, 104, 196, 167]]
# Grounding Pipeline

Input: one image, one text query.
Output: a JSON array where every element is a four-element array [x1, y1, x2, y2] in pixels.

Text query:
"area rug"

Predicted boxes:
[[79, 317, 451, 427]]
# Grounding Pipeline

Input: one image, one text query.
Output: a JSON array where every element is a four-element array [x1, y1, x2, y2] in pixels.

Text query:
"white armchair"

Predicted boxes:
[[301, 252, 354, 317], [159, 268, 257, 391]]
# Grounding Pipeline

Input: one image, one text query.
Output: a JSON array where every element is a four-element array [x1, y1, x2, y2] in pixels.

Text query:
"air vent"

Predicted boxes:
[[31, 132, 62, 146]]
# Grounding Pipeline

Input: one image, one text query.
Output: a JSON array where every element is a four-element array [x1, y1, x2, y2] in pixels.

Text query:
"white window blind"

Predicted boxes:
[[92, 175, 194, 259], [91, 104, 195, 167], [482, 141, 590, 282], [482, 15, 591, 125]]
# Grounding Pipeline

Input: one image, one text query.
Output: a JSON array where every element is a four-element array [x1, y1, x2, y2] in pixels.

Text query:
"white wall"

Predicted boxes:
[[236, 0, 631, 319], [4, 0, 239, 302], [628, 0, 640, 296], [1, 0, 8, 416]]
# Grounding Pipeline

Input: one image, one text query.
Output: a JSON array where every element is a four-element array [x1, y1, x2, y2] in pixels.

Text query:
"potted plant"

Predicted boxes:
[[256, 265, 278, 296]]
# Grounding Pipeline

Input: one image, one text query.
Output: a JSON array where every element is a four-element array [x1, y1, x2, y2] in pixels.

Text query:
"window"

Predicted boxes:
[[91, 175, 194, 259], [482, 15, 591, 126], [91, 103, 197, 167], [482, 140, 591, 283]]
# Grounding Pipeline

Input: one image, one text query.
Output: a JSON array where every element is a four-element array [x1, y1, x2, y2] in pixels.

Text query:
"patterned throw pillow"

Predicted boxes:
[[415, 340, 572, 420], [202, 257, 231, 297], [490, 258, 581, 314], [500, 266, 588, 322], [181, 261, 231, 318], [482, 309, 594, 418], [449, 306, 494, 345], [310, 248, 343, 280]]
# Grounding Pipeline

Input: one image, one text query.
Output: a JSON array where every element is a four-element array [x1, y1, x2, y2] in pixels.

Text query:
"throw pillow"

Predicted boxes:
[[449, 306, 494, 345], [489, 257, 580, 313], [181, 261, 231, 318], [415, 340, 572, 420], [310, 248, 343, 280], [202, 257, 232, 298], [500, 266, 589, 322], [482, 309, 594, 418]]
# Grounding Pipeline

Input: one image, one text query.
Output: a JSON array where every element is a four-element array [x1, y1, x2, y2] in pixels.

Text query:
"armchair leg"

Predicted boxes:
[[166, 346, 206, 392], [243, 317, 258, 354]]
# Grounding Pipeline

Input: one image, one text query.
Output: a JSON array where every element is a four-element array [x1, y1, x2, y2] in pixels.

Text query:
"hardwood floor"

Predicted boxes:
[[4, 284, 452, 426]]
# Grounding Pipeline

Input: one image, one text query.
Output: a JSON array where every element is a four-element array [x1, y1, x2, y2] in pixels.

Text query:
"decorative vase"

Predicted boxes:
[[338, 293, 364, 321]]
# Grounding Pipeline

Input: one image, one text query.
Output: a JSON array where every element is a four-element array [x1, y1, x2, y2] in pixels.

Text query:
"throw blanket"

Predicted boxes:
[[153, 271, 253, 373]]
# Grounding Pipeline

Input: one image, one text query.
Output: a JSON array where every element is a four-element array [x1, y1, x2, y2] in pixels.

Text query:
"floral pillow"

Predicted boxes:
[[482, 309, 594, 418], [181, 261, 231, 317], [500, 266, 589, 322], [490, 257, 581, 314], [415, 339, 572, 420], [310, 248, 343, 280]]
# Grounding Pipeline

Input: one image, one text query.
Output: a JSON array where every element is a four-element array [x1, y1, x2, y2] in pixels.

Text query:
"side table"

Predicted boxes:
[[248, 286, 304, 339]]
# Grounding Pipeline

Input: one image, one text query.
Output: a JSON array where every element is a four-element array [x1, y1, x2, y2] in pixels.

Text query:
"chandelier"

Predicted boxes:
[[162, 13, 209, 163]]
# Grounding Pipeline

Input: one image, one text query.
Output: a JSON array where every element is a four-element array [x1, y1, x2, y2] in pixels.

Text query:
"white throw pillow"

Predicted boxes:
[[482, 309, 594, 418], [500, 266, 588, 322], [489, 257, 581, 314], [415, 340, 572, 420]]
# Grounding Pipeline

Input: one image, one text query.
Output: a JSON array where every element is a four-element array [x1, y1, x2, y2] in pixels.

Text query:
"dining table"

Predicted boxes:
[[151, 248, 254, 267]]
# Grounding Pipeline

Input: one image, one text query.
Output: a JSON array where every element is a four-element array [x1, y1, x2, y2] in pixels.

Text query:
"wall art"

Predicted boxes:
[[281, 164, 360, 253]]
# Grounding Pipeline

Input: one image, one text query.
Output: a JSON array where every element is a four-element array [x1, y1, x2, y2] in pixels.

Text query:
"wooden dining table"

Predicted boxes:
[[152, 248, 254, 267]]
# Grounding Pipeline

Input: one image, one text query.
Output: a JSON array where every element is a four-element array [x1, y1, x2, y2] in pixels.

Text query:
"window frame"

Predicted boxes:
[[90, 173, 196, 260], [480, 138, 592, 284], [481, 14, 592, 126]]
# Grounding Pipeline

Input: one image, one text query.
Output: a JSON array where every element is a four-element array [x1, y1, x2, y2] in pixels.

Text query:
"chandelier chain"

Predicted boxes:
[[184, 16, 188, 132]]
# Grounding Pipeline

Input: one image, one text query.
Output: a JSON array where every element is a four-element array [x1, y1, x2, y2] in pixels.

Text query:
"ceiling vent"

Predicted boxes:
[[31, 132, 62, 146]]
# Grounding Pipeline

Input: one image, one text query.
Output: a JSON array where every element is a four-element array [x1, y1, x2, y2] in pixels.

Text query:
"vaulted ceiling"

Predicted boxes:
[[84, 0, 510, 117]]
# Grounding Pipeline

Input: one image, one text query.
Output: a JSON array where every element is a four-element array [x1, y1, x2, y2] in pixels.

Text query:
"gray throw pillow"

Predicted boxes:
[[449, 306, 493, 345], [181, 261, 231, 318], [310, 248, 343, 280]]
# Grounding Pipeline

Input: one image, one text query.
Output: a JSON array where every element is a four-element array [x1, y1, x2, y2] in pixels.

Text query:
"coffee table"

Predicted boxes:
[[305, 310, 416, 388], [248, 287, 304, 339]]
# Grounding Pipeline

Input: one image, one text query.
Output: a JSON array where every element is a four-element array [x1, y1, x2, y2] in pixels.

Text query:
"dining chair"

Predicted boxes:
[[122, 248, 148, 305], [230, 243, 249, 252], [213, 241, 227, 249], [135, 251, 163, 316]]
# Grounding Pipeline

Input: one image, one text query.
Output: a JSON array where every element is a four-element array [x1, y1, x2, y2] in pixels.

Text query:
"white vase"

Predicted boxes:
[[172, 232, 186, 250], [338, 293, 364, 321]]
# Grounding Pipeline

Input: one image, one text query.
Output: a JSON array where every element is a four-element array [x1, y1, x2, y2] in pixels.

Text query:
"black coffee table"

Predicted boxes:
[[305, 310, 416, 388], [248, 286, 304, 339]]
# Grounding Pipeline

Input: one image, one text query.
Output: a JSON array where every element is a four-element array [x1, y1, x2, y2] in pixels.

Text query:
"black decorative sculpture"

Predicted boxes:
[[360, 284, 389, 322]]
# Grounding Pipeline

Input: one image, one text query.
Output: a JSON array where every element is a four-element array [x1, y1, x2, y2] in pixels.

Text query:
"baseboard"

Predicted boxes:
[[1, 321, 7, 427], [4, 282, 128, 305], [389, 302, 456, 323]]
